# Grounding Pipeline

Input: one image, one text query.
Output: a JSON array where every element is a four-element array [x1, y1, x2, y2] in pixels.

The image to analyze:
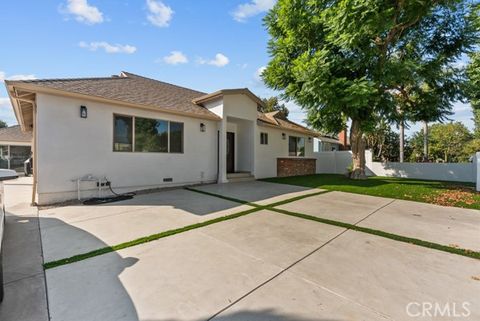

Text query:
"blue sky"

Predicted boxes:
[[0, 0, 474, 136]]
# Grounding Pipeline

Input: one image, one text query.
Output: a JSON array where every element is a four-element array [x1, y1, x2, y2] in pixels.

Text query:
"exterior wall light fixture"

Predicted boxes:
[[80, 106, 87, 119]]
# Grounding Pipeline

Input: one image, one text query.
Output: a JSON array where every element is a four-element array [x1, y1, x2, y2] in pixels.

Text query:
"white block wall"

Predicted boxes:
[[314, 150, 477, 184]]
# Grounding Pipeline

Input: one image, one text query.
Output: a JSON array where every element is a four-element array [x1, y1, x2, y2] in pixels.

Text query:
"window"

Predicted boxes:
[[169, 122, 184, 153], [260, 132, 268, 145], [113, 115, 184, 153], [288, 136, 305, 156], [113, 115, 133, 151], [135, 118, 168, 152]]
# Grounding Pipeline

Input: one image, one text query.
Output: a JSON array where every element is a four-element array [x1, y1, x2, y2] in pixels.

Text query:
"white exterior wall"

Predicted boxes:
[[224, 94, 257, 176], [370, 161, 476, 183], [36, 93, 219, 204], [314, 150, 476, 183], [255, 125, 314, 179], [315, 150, 355, 174]]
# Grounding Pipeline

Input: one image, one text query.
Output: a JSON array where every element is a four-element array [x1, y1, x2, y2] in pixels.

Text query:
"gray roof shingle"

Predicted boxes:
[[0, 125, 32, 143], [9, 72, 217, 119]]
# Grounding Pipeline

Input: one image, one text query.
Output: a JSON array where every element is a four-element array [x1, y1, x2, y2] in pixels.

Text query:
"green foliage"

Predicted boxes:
[[259, 96, 290, 118], [0, 120, 8, 128], [462, 138, 480, 158], [467, 52, 480, 138], [365, 120, 400, 161], [408, 122, 474, 162], [263, 0, 478, 136]]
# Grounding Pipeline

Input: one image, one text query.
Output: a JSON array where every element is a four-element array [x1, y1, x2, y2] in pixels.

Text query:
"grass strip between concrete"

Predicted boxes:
[[43, 189, 328, 270], [184, 187, 262, 207], [269, 208, 480, 260], [44, 186, 479, 270], [43, 207, 260, 270], [189, 188, 480, 261]]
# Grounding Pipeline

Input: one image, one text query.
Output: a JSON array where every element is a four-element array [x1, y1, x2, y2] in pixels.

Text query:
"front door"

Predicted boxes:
[[226, 132, 235, 173]]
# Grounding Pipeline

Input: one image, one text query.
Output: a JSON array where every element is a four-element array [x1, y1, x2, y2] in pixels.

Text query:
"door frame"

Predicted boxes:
[[226, 131, 235, 173]]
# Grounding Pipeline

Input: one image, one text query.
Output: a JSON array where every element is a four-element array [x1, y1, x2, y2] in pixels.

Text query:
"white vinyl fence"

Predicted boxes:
[[314, 151, 480, 191]]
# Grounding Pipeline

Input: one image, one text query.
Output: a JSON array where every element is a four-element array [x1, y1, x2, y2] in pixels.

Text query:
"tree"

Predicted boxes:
[[0, 120, 7, 129], [409, 122, 473, 162], [262, 0, 478, 179], [259, 96, 290, 118], [365, 120, 400, 162], [466, 52, 480, 138], [462, 138, 480, 160]]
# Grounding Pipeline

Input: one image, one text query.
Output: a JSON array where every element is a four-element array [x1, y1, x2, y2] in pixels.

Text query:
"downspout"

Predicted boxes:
[[31, 102, 38, 206], [217, 130, 220, 182]]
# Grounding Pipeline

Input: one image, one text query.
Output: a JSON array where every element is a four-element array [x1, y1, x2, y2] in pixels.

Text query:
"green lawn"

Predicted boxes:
[[263, 174, 480, 210]]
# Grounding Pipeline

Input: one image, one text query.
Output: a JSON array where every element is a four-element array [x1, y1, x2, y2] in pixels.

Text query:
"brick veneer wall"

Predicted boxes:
[[277, 158, 316, 177]]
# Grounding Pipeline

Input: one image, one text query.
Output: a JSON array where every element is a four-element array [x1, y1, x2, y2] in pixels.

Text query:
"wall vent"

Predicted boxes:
[[163, 178, 173, 182]]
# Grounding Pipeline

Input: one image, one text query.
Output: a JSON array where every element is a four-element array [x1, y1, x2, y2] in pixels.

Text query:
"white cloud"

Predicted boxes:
[[146, 0, 173, 27], [232, 0, 276, 22], [254, 66, 266, 81], [0, 97, 18, 125], [198, 53, 230, 67], [162, 51, 188, 65], [79, 41, 137, 54], [64, 0, 104, 25], [0, 71, 36, 82]]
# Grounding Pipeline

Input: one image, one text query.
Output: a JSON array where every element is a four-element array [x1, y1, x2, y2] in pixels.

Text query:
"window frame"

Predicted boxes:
[[288, 135, 305, 157], [169, 121, 184, 154], [260, 132, 268, 145], [112, 113, 184, 154], [113, 114, 134, 152]]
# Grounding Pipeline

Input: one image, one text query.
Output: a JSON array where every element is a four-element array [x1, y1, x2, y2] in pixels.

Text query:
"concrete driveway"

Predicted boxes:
[[1, 180, 480, 321]]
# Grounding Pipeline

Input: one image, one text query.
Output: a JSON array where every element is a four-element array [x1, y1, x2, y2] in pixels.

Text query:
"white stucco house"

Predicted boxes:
[[6, 72, 318, 205]]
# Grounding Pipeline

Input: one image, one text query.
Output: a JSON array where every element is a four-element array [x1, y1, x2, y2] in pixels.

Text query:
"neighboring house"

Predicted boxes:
[[313, 136, 342, 152], [6, 72, 318, 205], [0, 125, 32, 172]]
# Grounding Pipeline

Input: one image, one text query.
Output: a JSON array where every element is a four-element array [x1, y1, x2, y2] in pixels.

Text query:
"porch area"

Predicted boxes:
[[219, 116, 255, 183]]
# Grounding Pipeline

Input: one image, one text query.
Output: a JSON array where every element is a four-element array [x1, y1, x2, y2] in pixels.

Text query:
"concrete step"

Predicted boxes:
[[227, 172, 255, 182], [227, 172, 252, 179], [227, 176, 256, 183]]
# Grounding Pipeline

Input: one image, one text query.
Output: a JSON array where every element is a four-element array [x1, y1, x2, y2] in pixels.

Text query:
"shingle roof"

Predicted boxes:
[[8, 71, 316, 134], [257, 111, 318, 136], [8, 72, 218, 119], [0, 125, 32, 143]]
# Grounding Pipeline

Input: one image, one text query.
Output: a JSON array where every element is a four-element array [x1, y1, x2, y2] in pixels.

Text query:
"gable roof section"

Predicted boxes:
[[5, 72, 219, 120], [192, 88, 266, 108], [0, 125, 32, 143], [257, 111, 318, 137]]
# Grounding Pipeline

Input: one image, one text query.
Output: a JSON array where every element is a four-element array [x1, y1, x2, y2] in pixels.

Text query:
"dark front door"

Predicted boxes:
[[226, 132, 235, 173]]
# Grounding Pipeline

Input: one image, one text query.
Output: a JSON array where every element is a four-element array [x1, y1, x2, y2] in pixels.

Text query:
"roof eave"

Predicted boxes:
[[8, 82, 222, 121], [5, 82, 28, 131], [193, 88, 266, 108], [257, 119, 319, 137]]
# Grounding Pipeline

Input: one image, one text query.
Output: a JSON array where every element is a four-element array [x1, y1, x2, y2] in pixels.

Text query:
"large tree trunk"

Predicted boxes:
[[423, 121, 429, 162], [399, 120, 404, 163], [350, 119, 367, 179]]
